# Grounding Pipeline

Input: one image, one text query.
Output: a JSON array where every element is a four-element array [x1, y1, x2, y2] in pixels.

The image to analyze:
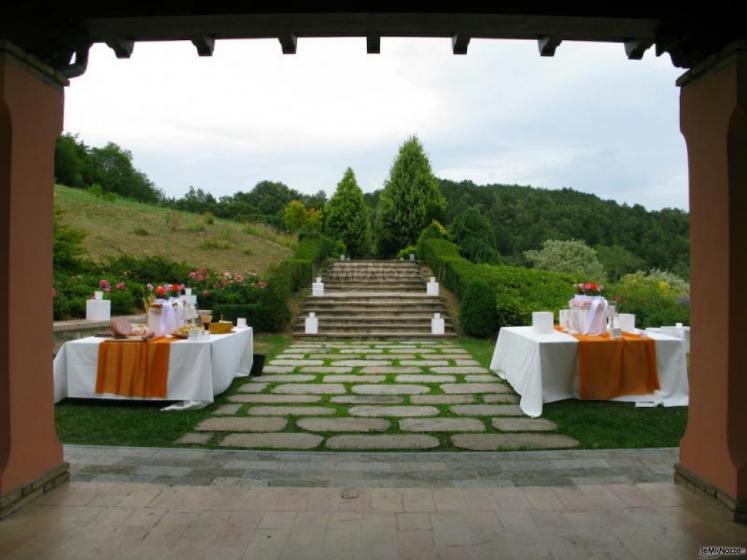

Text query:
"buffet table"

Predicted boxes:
[[489, 326, 688, 417], [53, 327, 253, 410]]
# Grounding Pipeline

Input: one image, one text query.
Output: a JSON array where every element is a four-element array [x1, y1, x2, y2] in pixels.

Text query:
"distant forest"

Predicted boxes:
[[55, 134, 690, 278]]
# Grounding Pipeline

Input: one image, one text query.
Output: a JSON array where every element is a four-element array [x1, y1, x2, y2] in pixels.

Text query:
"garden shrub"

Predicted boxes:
[[610, 270, 690, 327], [420, 238, 576, 335], [460, 280, 498, 337], [415, 221, 446, 259], [396, 245, 418, 260], [103, 254, 193, 285]]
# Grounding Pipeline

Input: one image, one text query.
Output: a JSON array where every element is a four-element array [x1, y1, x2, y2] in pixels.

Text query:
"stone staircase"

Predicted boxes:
[[294, 260, 457, 338]]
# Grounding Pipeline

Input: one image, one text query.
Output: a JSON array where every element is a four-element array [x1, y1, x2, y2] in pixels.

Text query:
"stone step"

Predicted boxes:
[[321, 284, 425, 289], [294, 323, 456, 332], [296, 320, 451, 329], [298, 312, 448, 319], [294, 331, 458, 338]]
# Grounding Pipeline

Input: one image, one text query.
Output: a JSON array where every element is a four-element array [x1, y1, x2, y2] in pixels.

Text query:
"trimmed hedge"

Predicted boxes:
[[460, 280, 498, 337], [258, 233, 337, 331], [419, 238, 576, 336]]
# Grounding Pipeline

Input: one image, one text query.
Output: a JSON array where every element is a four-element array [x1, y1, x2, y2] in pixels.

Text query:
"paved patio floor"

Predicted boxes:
[[1, 446, 745, 559]]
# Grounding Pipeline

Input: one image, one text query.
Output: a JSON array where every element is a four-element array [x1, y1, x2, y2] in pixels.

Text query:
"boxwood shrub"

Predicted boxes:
[[419, 238, 576, 336]]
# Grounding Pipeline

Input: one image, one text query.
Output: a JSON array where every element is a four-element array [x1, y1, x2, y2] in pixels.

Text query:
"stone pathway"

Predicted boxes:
[[178, 340, 581, 451]]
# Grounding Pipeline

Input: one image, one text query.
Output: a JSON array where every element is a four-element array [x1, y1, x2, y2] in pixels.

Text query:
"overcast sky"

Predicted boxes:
[[64, 37, 689, 211]]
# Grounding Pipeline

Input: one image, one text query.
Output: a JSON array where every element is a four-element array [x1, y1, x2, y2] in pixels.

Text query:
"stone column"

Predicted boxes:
[[0, 42, 68, 518], [676, 41, 747, 523]]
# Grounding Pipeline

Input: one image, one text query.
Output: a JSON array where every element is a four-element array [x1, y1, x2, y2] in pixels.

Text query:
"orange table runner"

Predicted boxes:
[[95, 337, 176, 398], [568, 331, 660, 400]]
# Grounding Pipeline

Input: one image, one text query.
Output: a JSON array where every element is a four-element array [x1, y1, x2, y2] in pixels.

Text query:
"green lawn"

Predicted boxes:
[[56, 334, 688, 450], [456, 336, 688, 449], [54, 334, 291, 447]]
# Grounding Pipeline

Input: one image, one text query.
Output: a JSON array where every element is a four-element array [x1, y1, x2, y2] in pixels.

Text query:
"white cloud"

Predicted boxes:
[[64, 37, 688, 210]]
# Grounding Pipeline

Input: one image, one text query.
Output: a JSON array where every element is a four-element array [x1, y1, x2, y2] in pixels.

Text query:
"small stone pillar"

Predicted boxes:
[[85, 298, 111, 321], [426, 277, 439, 296], [305, 312, 319, 334], [312, 277, 324, 297], [431, 313, 445, 335]]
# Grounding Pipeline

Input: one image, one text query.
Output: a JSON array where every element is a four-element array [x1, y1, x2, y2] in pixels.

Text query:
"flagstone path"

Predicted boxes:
[[177, 340, 580, 451]]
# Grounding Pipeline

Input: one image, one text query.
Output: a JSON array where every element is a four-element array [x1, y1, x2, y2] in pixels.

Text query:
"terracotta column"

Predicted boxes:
[[0, 42, 68, 518], [676, 41, 747, 523]]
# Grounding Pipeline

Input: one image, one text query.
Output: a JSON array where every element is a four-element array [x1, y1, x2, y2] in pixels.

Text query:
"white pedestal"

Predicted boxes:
[[305, 315, 319, 334], [426, 279, 439, 296], [312, 282, 324, 297], [431, 314, 445, 335], [86, 299, 111, 321]]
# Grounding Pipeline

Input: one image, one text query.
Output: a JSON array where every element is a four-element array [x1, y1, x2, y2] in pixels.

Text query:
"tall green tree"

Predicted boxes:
[[324, 168, 372, 257], [376, 136, 446, 257], [449, 208, 501, 263]]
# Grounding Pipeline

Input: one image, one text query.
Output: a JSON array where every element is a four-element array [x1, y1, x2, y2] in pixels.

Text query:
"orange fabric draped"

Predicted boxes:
[[572, 332, 660, 400], [95, 338, 176, 398]]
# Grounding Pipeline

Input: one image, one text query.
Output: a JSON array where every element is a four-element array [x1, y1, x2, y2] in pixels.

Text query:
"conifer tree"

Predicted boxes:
[[324, 167, 372, 257], [376, 136, 446, 257]]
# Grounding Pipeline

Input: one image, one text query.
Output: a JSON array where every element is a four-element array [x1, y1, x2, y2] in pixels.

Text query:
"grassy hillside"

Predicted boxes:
[[55, 185, 295, 274]]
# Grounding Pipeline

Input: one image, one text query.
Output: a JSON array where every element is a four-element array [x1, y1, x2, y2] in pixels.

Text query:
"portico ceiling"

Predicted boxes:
[[1, 8, 743, 78]]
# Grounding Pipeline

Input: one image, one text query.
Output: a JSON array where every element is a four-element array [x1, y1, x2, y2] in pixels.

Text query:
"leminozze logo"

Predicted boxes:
[[699, 545, 747, 559]]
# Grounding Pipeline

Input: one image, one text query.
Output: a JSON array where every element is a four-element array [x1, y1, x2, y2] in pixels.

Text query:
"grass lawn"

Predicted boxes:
[[54, 334, 291, 447], [457, 336, 688, 449], [56, 334, 688, 451], [55, 184, 294, 274]]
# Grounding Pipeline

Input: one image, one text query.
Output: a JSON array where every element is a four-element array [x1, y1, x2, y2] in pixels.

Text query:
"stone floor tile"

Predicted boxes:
[[175, 433, 213, 445], [431, 367, 490, 374], [330, 396, 404, 405], [296, 418, 390, 432], [228, 395, 322, 404], [348, 406, 439, 417], [271, 360, 324, 366], [371, 488, 403, 512], [272, 384, 346, 394], [400, 418, 485, 432], [400, 360, 450, 366], [246, 406, 336, 416], [262, 366, 294, 374], [323, 375, 386, 383], [329, 360, 391, 367], [402, 489, 436, 512], [214, 404, 241, 415], [220, 433, 323, 449], [481, 394, 520, 404], [492, 418, 558, 432], [300, 366, 353, 373], [325, 435, 440, 450], [441, 383, 510, 394], [410, 395, 475, 405], [397, 512, 432, 531], [238, 383, 268, 393], [196, 417, 287, 432], [464, 375, 498, 382], [352, 384, 429, 395], [259, 511, 297, 529], [361, 366, 421, 374], [398, 529, 435, 560], [430, 513, 471, 547], [395, 375, 456, 383], [450, 404, 523, 416], [249, 374, 316, 383]]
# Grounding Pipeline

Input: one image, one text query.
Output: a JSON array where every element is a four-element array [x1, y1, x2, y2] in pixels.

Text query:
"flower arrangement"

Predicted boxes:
[[575, 282, 604, 296], [144, 283, 186, 311]]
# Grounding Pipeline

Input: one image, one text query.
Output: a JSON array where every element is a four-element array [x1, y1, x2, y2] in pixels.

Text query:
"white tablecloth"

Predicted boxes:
[[53, 327, 253, 409], [489, 326, 689, 417]]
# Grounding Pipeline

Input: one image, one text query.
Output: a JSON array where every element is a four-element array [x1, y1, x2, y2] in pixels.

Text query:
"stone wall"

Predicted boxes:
[[53, 315, 146, 355]]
